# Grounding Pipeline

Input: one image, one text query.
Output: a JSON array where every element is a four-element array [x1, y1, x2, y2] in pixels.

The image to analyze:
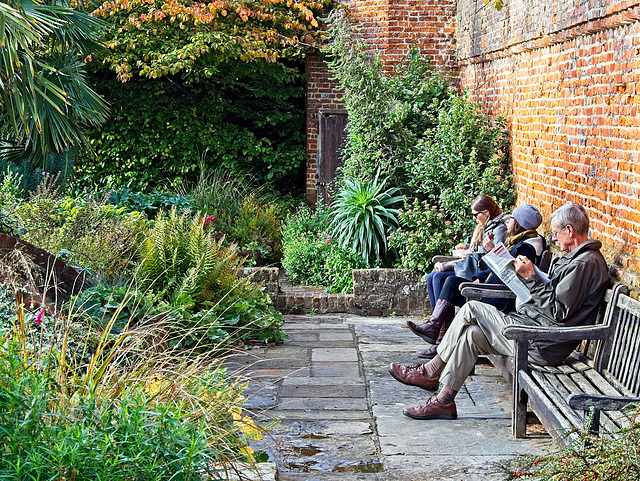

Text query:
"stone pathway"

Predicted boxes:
[[225, 313, 551, 480]]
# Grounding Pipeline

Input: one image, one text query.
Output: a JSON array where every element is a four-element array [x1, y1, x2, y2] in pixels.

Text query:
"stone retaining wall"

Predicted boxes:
[[239, 267, 280, 300], [242, 267, 428, 316], [352, 269, 428, 316]]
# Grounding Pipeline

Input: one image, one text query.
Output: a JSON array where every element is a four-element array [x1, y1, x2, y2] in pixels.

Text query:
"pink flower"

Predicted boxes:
[[325, 235, 332, 244], [35, 311, 43, 325], [203, 215, 217, 230]]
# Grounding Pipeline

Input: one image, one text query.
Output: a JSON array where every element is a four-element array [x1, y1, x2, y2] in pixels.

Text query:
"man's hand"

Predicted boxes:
[[514, 255, 535, 279]]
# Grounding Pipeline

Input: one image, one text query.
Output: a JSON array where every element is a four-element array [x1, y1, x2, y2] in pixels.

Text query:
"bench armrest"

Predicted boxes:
[[503, 324, 611, 342], [569, 393, 640, 412], [460, 283, 516, 300], [432, 255, 462, 264]]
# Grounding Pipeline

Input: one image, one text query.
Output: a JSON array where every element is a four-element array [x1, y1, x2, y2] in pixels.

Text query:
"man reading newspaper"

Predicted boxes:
[[387, 202, 610, 420]]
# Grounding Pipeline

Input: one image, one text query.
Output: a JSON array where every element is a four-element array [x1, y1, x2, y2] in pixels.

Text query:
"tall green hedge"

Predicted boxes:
[[77, 60, 307, 191]]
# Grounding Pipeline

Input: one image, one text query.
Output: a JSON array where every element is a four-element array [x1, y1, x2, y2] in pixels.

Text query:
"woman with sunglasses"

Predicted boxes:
[[411, 203, 545, 359], [426, 194, 507, 313]]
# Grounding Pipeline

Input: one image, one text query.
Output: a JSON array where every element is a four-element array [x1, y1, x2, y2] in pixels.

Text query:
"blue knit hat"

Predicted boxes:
[[512, 204, 542, 230]]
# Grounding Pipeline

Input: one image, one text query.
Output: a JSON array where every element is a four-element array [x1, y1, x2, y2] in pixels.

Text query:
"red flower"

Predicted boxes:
[[203, 215, 217, 230]]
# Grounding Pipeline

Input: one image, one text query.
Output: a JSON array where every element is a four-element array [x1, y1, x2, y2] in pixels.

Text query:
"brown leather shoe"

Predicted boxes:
[[417, 344, 438, 359], [387, 362, 439, 391], [403, 396, 457, 420]]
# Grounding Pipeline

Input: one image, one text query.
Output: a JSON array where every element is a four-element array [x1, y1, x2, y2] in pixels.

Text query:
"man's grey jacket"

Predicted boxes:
[[508, 240, 611, 366]]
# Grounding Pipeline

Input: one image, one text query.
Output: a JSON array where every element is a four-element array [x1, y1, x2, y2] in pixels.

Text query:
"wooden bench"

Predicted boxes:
[[500, 284, 640, 444]]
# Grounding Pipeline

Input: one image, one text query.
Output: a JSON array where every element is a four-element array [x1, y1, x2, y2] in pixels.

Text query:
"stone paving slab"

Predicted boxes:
[[312, 347, 359, 362], [311, 361, 361, 377], [275, 397, 370, 411], [258, 410, 373, 423], [228, 313, 552, 480]]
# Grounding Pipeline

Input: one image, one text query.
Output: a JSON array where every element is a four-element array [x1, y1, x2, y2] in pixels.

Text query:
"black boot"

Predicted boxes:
[[407, 299, 455, 344]]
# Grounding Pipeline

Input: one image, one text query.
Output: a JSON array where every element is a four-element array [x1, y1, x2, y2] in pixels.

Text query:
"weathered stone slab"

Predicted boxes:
[[311, 362, 360, 377], [282, 383, 366, 398], [275, 397, 369, 411], [312, 348, 359, 362]]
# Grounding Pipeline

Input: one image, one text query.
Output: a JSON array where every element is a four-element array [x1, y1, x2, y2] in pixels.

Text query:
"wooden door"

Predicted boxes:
[[318, 111, 348, 206]]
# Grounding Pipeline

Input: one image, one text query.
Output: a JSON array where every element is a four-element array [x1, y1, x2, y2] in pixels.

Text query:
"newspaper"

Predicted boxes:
[[482, 242, 533, 304]]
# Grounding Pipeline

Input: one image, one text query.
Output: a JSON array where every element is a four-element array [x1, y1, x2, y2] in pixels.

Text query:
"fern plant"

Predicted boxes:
[[330, 173, 403, 266], [136, 207, 244, 306]]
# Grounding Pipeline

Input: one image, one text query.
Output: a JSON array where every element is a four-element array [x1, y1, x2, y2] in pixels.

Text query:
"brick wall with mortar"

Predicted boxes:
[[456, 0, 640, 286], [305, 0, 458, 205]]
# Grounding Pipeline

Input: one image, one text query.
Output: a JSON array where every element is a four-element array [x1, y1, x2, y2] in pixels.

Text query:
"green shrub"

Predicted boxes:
[[16, 185, 149, 280], [108, 188, 195, 218], [407, 92, 513, 226], [323, 12, 514, 273], [0, 150, 76, 198], [136, 207, 245, 305], [330, 173, 403, 266], [325, 246, 367, 293], [136, 207, 285, 346], [281, 205, 365, 292], [71, 285, 162, 335], [324, 10, 451, 185], [390, 94, 515, 271], [0, 323, 263, 480], [188, 170, 264, 222], [388, 200, 457, 272], [185, 170, 284, 266], [225, 194, 283, 266]]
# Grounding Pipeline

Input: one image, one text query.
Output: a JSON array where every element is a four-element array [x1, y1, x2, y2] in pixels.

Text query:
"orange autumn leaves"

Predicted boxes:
[[93, 0, 333, 81]]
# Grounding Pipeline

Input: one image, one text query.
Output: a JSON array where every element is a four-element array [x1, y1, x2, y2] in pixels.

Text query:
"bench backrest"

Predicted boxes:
[[594, 286, 640, 396]]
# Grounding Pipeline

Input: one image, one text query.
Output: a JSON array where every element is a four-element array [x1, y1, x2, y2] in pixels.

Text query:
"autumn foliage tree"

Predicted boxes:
[[75, 0, 333, 190], [92, 0, 331, 82]]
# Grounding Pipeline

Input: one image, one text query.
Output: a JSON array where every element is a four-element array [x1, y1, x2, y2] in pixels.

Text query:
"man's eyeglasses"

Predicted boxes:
[[551, 225, 569, 238]]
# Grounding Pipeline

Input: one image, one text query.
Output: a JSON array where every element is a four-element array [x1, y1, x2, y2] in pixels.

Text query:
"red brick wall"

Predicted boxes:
[[305, 0, 458, 205], [456, 0, 640, 283], [345, 0, 458, 71]]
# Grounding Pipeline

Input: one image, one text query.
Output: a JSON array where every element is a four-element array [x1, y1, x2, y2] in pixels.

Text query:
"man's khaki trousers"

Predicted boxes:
[[436, 301, 547, 391]]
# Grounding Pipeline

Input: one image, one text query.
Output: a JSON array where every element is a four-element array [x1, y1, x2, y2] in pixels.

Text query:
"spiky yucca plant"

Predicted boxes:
[[330, 173, 403, 266], [137, 207, 245, 306]]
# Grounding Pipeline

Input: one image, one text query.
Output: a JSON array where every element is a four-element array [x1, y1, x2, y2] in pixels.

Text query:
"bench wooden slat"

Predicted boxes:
[[518, 371, 577, 442], [557, 364, 627, 433], [530, 369, 584, 429]]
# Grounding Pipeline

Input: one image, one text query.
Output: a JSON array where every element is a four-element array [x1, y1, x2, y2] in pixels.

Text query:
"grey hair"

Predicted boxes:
[[550, 202, 589, 235]]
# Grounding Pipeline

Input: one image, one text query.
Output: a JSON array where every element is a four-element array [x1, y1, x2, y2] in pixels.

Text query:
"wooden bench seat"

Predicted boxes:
[[502, 284, 640, 444]]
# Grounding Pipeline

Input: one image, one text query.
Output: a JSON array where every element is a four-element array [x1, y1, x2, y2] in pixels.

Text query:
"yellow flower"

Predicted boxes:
[[146, 373, 163, 396]]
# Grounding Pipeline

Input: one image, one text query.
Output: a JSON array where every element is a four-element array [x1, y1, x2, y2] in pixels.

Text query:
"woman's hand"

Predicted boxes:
[[482, 236, 495, 251], [455, 243, 466, 251]]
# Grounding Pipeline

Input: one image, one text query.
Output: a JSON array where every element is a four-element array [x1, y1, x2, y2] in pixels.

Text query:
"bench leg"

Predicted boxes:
[[513, 382, 528, 438], [582, 408, 601, 448], [512, 340, 528, 438]]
